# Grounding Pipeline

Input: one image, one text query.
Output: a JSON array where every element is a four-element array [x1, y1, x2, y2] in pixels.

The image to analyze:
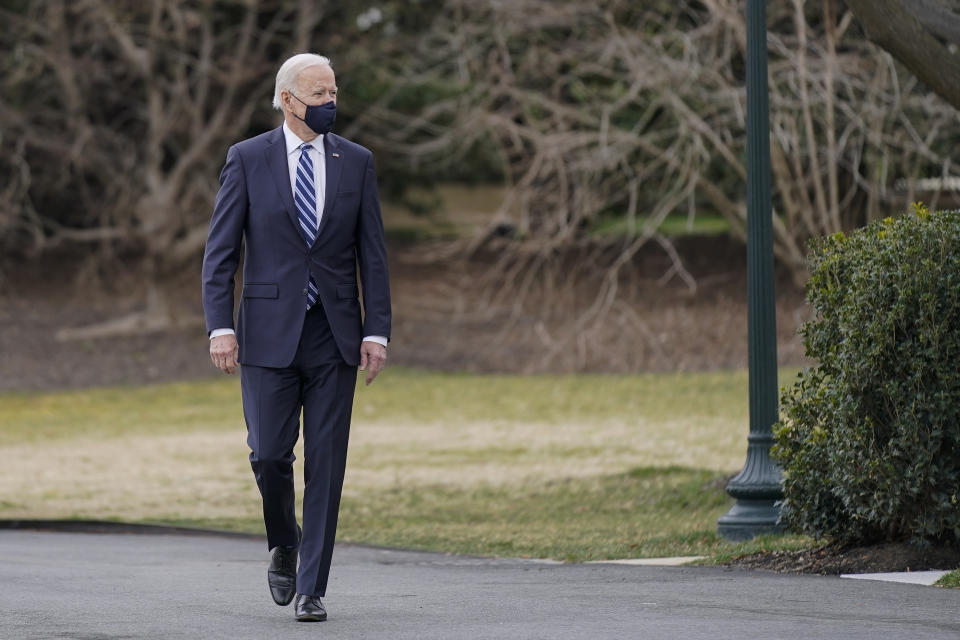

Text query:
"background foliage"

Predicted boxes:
[[3, 1, 959, 272], [2, 0, 960, 361]]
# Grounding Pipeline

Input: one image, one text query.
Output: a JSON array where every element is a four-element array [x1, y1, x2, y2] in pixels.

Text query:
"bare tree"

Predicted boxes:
[[4, 0, 958, 368], [0, 0, 325, 338], [351, 0, 960, 369]]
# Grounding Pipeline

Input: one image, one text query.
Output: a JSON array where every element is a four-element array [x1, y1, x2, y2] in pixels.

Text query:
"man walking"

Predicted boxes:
[[202, 53, 390, 622]]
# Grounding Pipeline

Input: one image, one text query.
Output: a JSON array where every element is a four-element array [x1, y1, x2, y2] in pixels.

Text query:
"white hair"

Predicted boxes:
[[272, 53, 332, 110]]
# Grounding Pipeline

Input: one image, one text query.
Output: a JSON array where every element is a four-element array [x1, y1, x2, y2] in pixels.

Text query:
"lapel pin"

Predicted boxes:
[[332, 152, 340, 158]]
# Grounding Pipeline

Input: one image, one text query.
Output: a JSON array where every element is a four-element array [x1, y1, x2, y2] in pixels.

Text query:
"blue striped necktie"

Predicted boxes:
[[294, 142, 320, 309]]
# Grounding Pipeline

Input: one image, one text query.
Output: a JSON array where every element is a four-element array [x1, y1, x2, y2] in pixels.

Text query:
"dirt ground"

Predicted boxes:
[[726, 542, 960, 575], [0, 235, 810, 392]]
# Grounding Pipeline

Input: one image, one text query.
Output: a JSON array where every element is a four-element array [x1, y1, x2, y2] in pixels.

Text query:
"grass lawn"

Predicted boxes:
[[590, 212, 731, 238], [0, 368, 807, 561], [935, 570, 960, 589]]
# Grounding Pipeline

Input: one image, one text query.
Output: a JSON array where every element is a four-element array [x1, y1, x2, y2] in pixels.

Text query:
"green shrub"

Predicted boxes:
[[774, 205, 960, 546]]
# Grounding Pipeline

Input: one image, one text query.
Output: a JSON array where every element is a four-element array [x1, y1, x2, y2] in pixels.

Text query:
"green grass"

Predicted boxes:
[[591, 212, 731, 238], [337, 466, 812, 561], [338, 465, 734, 560], [358, 368, 755, 424], [0, 368, 807, 562], [696, 534, 816, 564], [0, 378, 243, 445], [0, 368, 758, 444], [935, 569, 960, 588]]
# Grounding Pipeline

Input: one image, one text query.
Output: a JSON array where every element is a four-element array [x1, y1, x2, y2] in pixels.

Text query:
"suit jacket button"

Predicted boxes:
[[302, 288, 308, 295]]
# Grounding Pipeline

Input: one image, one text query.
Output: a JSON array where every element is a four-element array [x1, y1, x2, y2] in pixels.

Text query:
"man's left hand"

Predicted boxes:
[[359, 341, 387, 386]]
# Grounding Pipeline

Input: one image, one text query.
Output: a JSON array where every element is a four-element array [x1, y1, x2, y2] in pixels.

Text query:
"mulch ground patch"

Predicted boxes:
[[726, 542, 960, 575]]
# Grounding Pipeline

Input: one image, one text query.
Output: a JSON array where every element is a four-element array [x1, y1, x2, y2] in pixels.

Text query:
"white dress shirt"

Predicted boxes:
[[283, 120, 326, 227], [211, 122, 387, 348]]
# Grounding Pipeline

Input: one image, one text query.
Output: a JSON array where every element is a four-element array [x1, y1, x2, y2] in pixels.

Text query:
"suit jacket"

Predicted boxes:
[[201, 126, 391, 368]]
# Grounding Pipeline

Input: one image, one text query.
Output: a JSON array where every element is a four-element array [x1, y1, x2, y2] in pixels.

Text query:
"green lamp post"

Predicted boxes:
[[717, 0, 784, 540]]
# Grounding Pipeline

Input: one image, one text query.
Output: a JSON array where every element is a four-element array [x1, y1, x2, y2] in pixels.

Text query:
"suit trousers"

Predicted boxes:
[[240, 302, 357, 597]]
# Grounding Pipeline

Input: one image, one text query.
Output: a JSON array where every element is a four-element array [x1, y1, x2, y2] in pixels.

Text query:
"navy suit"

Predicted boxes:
[[202, 125, 390, 597]]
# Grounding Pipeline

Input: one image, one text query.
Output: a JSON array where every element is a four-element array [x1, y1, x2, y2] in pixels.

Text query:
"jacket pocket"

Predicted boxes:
[[242, 282, 279, 299], [336, 283, 359, 300]]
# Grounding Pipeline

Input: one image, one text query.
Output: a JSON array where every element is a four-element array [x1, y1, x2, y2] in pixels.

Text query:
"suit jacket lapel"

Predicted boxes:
[[314, 134, 342, 242], [263, 127, 301, 237]]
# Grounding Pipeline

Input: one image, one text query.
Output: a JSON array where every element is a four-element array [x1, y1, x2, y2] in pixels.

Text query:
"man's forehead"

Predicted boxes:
[[298, 65, 336, 85]]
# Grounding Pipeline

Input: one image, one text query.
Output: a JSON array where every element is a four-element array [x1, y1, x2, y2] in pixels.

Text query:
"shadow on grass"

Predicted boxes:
[[337, 465, 745, 562]]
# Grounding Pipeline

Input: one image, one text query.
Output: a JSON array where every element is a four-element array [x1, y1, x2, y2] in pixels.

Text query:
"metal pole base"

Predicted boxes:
[[718, 432, 783, 541], [717, 498, 783, 541]]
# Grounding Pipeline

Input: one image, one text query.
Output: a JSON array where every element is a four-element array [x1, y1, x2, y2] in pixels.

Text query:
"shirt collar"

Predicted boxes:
[[282, 121, 325, 157]]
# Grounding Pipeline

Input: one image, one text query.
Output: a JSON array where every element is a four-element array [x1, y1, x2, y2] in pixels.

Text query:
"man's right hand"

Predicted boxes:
[[210, 334, 240, 374]]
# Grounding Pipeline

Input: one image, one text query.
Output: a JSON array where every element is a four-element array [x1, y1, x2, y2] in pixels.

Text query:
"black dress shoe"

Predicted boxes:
[[294, 594, 327, 622], [267, 545, 297, 606]]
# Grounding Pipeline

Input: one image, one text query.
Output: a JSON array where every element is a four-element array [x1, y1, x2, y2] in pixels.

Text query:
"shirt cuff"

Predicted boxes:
[[212, 328, 382, 346]]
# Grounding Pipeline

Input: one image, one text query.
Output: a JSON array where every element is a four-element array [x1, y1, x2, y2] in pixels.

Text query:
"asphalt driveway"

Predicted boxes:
[[1, 529, 957, 639]]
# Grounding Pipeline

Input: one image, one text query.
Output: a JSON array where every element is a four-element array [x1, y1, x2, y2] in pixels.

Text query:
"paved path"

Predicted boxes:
[[1, 530, 957, 639]]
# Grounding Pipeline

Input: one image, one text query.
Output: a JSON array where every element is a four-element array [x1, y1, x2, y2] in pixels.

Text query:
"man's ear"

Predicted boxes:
[[282, 90, 295, 111]]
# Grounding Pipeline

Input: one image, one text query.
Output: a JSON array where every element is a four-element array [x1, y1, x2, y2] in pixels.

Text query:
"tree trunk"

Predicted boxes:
[[846, 0, 960, 111]]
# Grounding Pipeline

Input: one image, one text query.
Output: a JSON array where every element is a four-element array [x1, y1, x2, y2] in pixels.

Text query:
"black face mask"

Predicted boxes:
[[290, 93, 336, 135]]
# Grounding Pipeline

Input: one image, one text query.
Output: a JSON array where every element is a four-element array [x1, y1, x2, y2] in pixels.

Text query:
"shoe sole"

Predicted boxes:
[[296, 614, 327, 622]]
